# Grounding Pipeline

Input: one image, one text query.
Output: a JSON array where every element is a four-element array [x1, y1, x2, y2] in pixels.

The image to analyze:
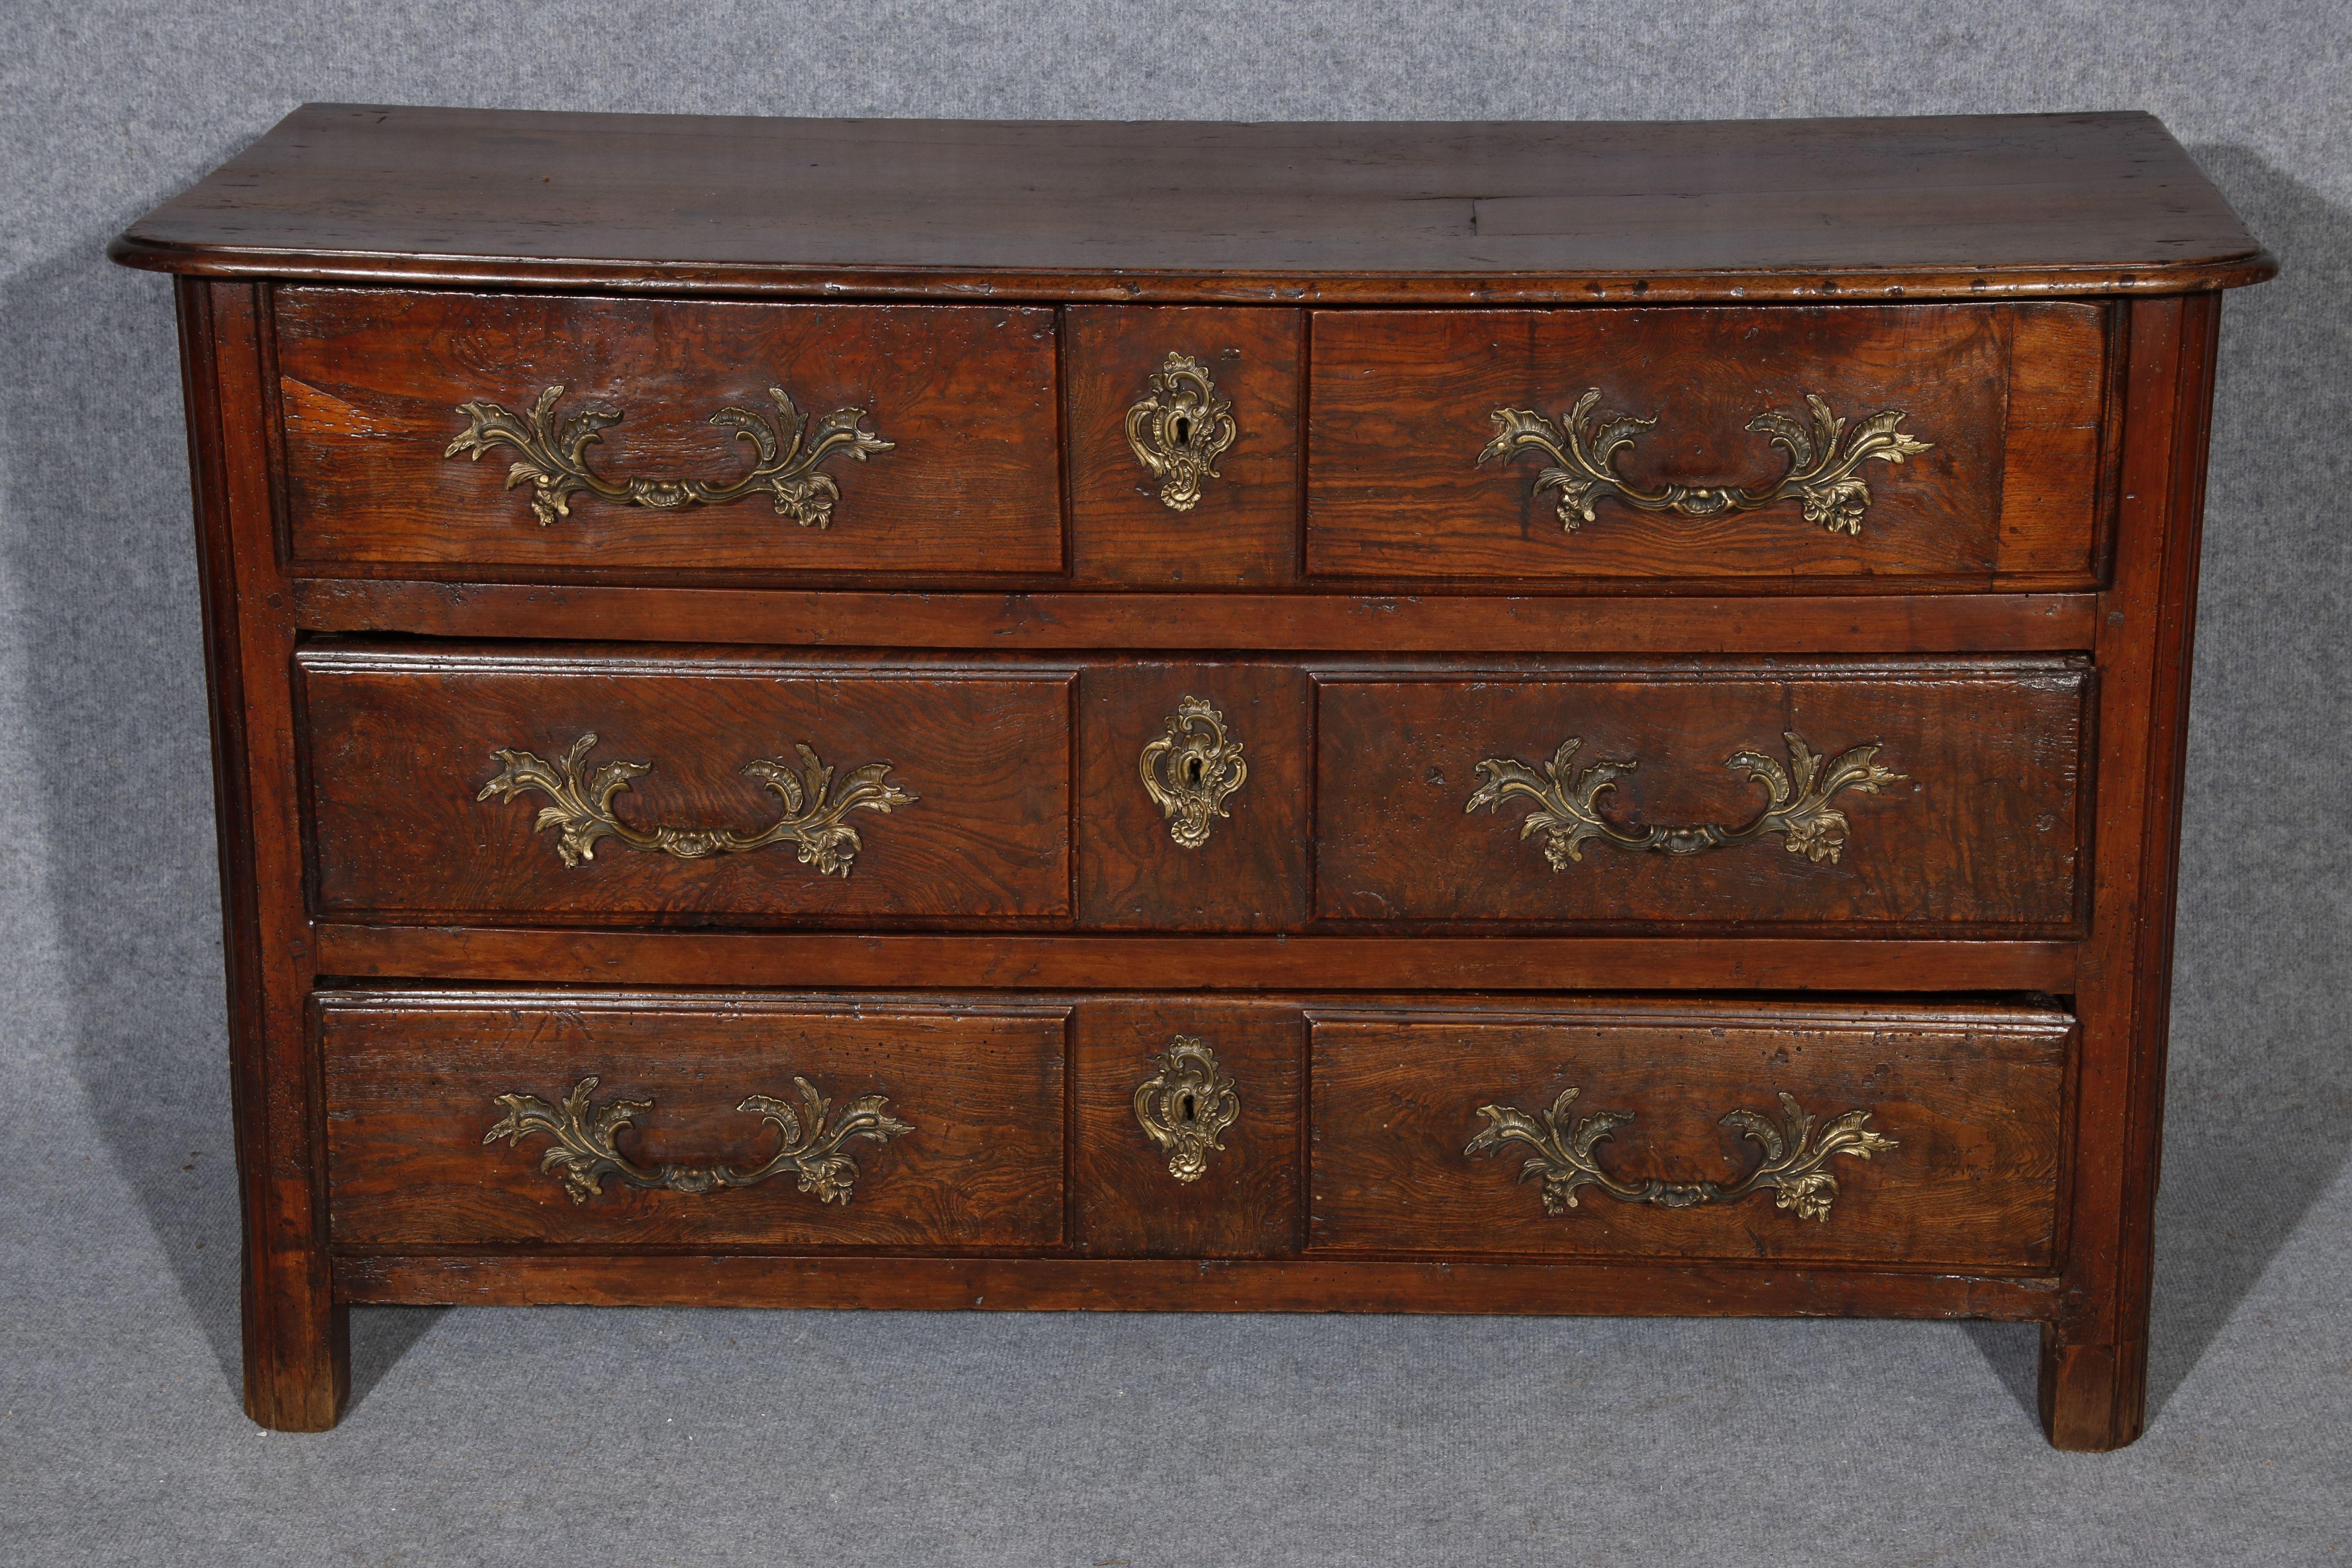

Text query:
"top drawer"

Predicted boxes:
[[273, 288, 1063, 575], [1307, 303, 2108, 587]]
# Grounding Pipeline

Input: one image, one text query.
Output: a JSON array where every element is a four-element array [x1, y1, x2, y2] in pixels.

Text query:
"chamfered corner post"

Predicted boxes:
[[176, 276, 347, 1430], [2038, 291, 2223, 1452]]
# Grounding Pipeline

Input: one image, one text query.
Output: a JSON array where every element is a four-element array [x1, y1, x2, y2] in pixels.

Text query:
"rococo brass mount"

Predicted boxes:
[[1139, 695, 1248, 850], [1478, 389, 1932, 535], [445, 383, 892, 528], [1467, 730, 1905, 868], [1132, 1036, 1241, 1183], [485, 1074, 912, 1205], [1124, 352, 1238, 513], [477, 732, 917, 876], [1466, 1085, 1897, 1222]]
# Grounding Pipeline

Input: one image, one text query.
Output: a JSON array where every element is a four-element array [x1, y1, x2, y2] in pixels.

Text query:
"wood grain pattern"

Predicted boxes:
[[293, 579, 2106, 651], [1308, 304, 2105, 585], [1314, 660, 2088, 931], [1076, 663, 1311, 930], [338, 1253, 2060, 1322], [311, 925, 2082, 994], [273, 288, 1063, 574], [1309, 1002, 2069, 1268], [322, 993, 1068, 1249], [1067, 307, 1301, 584], [1072, 999, 1303, 1258], [113, 107, 2275, 303], [300, 646, 1073, 921]]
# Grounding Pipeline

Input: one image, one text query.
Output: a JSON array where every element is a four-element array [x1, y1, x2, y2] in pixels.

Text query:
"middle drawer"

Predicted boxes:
[[301, 647, 2088, 932]]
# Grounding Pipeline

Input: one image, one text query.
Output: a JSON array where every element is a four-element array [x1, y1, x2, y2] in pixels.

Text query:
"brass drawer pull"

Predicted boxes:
[[486, 1074, 912, 1205], [1467, 1085, 1896, 1222], [1468, 729, 1903, 868], [478, 732, 916, 876], [1139, 695, 1247, 849], [1125, 352, 1237, 513], [1478, 389, 1931, 535], [1133, 1036, 1240, 1182], [445, 382, 891, 528]]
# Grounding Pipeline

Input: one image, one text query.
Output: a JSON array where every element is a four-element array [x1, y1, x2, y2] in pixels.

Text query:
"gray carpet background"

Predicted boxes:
[[2, 2, 2347, 1563]]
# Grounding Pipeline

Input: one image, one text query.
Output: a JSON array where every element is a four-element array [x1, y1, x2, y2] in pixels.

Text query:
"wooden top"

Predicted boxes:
[[110, 104, 2273, 304]]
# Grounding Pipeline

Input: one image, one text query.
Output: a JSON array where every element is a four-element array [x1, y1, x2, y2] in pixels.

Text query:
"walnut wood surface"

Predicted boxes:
[[274, 288, 1062, 574], [113, 107, 2275, 303], [1309, 303, 2104, 585], [322, 993, 1068, 1248], [293, 580, 2105, 649], [300, 646, 1074, 921], [1072, 1000, 1303, 1258], [1309, 1002, 2068, 1269], [1067, 307, 1301, 584], [1076, 663, 1310, 930], [1315, 660, 2087, 931], [337, 1254, 2058, 1322], [311, 926, 2081, 994]]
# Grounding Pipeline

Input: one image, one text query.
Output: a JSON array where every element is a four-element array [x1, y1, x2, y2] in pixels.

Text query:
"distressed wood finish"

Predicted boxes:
[[275, 288, 1063, 575], [1309, 1002, 2069, 1268], [1072, 999, 1304, 1257], [1066, 306, 1302, 584], [322, 993, 1068, 1248], [113, 107, 2273, 302], [300, 646, 1074, 921], [1316, 660, 2089, 932], [1309, 303, 2106, 586], [119, 109, 2270, 1450]]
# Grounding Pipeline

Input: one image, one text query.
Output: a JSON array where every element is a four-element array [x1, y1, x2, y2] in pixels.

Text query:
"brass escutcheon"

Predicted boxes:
[[1138, 696, 1247, 850], [1133, 1037, 1240, 1183], [1124, 352, 1238, 512]]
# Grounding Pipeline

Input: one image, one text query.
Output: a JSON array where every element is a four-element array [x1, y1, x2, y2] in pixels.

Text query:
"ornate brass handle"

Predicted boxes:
[[1124, 352, 1237, 513], [1467, 730, 1903, 869], [1477, 389, 1931, 535], [477, 732, 916, 876], [1466, 1085, 1896, 1222], [486, 1074, 912, 1206], [1133, 1036, 1241, 1183], [445, 383, 891, 528], [1138, 695, 1247, 850]]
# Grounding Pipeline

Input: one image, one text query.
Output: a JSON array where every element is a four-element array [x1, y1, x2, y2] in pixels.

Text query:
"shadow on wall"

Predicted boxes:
[[1964, 144, 2352, 1429], [0, 233, 442, 1413]]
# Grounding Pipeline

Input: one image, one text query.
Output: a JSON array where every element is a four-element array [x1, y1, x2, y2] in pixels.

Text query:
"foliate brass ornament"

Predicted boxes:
[[1477, 389, 1932, 535], [1465, 1085, 1897, 1222], [1138, 695, 1247, 850], [1467, 730, 1904, 868], [1124, 352, 1238, 513], [485, 1074, 911, 1205], [444, 383, 892, 528], [477, 732, 916, 875], [1132, 1036, 1242, 1183]]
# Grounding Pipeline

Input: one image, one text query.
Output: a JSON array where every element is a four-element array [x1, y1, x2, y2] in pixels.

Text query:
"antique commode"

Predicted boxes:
[[111, 106, 2272, 1446]]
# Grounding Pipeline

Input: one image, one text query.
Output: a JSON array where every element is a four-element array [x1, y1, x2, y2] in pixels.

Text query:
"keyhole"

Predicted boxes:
[[1176, 1091, 1197, 1126], [1172, 414, 1192, 446], [1183, 755, 1204, 785]]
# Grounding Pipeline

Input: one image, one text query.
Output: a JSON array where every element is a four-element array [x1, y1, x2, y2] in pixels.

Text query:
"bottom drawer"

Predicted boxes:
[[1310, 1000, 2070, 1269], [320, 992, 1069, 1248]]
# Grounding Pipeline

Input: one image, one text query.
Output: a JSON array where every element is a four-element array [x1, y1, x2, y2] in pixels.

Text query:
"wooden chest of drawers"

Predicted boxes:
[[112, 105, 2274, 1448]]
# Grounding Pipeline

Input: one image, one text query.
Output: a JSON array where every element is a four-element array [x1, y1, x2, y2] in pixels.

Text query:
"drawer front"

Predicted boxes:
[[275, 288, 1062, 575], [1307, 303, 2105, 585], [1309, 1001, 2068, 1268], [301, 647, 1073, 921], [1315, 660, 2087, 931], [322, 993, 1068, 1248]]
